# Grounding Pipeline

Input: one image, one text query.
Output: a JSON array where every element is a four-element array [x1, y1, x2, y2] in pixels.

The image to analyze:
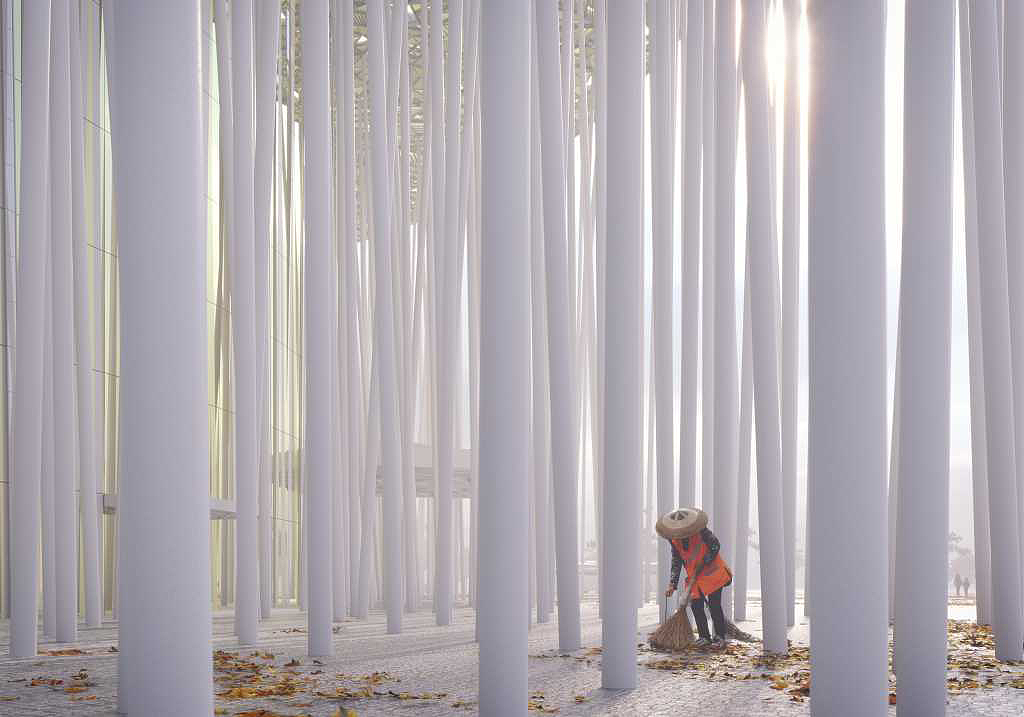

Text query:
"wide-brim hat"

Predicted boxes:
[[655, 507, 708, 540]]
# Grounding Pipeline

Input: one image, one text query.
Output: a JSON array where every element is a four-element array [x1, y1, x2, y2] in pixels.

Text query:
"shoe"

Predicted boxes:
[[693, 637, 711, 648], [710, 636, 728, 650]]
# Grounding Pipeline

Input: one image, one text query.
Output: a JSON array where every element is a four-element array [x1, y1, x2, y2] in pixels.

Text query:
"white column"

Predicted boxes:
[[332, 245, 348, 621], [780, 0, 801, 629], [42, 297, 55, 639], [680, 0, 702, 509], [700, 0, 716, 516], [593, 0, 607, 619], [894, 1, 954, 712], [338, 0, 363, 614], [734, 261, 752, 623], [110, 2, 212, 713], [958, 0, 993, 627], [400, 12, 421, 615], [435, 0, 464, 629], [10, 0, 50, 658], [477, 0, 531, 689], [713, 0, 739, 621], [1002, 0, 1024, 616], [603, 0, 643, 690], [301, 0, 335, 657], [741, 0, 787, 655], [254, 0, 280, 621], [530, 36, 553, 624], [652, 0, 676, 618], [49, 0, 77, 645], [807, 1, 889, 713], [70, 0, 102, 630], [969, 0, 1024, 661], [428, 0, 455, 627], [887, 341, 902, 624], [230, 0, 260, 646], [535, 0, 582, 652], [355, 361, 381, 618], [368, 0, 404, 635]]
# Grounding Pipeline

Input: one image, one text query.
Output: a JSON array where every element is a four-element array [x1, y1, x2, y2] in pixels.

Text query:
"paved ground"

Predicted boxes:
[[0, 597, 1022, 715]]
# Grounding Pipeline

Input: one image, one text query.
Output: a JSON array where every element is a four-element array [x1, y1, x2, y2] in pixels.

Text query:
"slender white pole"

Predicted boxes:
[[10, 0, 50, 657], [680, 0, 702, 509], [741, 0, 787, 655], [700, 0, 716, 516], [399, 12, 421, 614], [958, 0, 993, 627], [894, 2, 954, 712], [70, 0, 101, 630], [230, 0, 260, 646], [734, 258, 752, 623], [713, 0, 739, 621], [428, 0, 452, 626], [969, 0, 1024, 662], [302, 0, 335, 657], [339, 0, 362, 614], [42, 292, 55, 639], [535, 0, 582, 651], [368, 0, 404, 636], [530, 34, 553, 624], [254, 0, 280, 621], [1002, 0, 1024, 615], [356, 362, 381, 618], [477, 0, 531, 683], [780, 0, 801, 629], [887, 335, 903, 625], [807, 1, 890, 712], [49, 0, 78, 645], [110, 2, 212, 712], [652, 0, 676, 618], [330, 161, 347, 620], [603, 0, 643, 690]]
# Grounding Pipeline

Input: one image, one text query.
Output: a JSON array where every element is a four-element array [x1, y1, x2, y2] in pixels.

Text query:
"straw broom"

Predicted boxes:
[[649, 577, 698, 651]]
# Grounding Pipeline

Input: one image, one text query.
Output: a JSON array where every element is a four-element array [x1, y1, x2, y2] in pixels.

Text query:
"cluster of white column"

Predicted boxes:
[[10, 0, 102, 658], [9, 1, 1024, 715]]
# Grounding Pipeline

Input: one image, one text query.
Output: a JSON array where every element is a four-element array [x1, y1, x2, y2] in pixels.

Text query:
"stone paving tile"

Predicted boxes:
[[0, 600, 1021, 715]]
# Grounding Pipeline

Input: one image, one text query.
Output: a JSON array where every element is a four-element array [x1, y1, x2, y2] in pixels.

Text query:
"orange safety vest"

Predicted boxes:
[[671, 535, 732, 599]]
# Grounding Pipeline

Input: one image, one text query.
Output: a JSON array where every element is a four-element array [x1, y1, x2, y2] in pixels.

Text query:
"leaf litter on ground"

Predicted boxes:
[[641, 620, 1024, 702]]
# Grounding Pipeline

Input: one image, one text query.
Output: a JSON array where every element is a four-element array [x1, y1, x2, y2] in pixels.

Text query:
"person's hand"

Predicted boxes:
[[665, 585, 676, 598]]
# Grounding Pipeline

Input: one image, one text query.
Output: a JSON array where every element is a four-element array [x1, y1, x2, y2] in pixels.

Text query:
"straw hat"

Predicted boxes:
[[655, 507, 708, 540]]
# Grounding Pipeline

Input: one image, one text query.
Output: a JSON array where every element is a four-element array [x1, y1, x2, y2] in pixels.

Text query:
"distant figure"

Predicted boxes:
[[963, 576, 971, 597], [954, 573, 963, 597]]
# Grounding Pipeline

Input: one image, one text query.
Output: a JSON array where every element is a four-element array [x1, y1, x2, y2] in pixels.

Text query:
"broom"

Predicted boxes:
[[649, 576, 699, 651]]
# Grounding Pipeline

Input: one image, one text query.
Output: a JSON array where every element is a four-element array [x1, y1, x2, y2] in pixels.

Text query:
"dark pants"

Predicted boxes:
[[691, 587, 726, 640]]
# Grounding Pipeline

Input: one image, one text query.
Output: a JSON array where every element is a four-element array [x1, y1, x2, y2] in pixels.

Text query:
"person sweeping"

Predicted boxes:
[[655, 508, 733, 649]]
